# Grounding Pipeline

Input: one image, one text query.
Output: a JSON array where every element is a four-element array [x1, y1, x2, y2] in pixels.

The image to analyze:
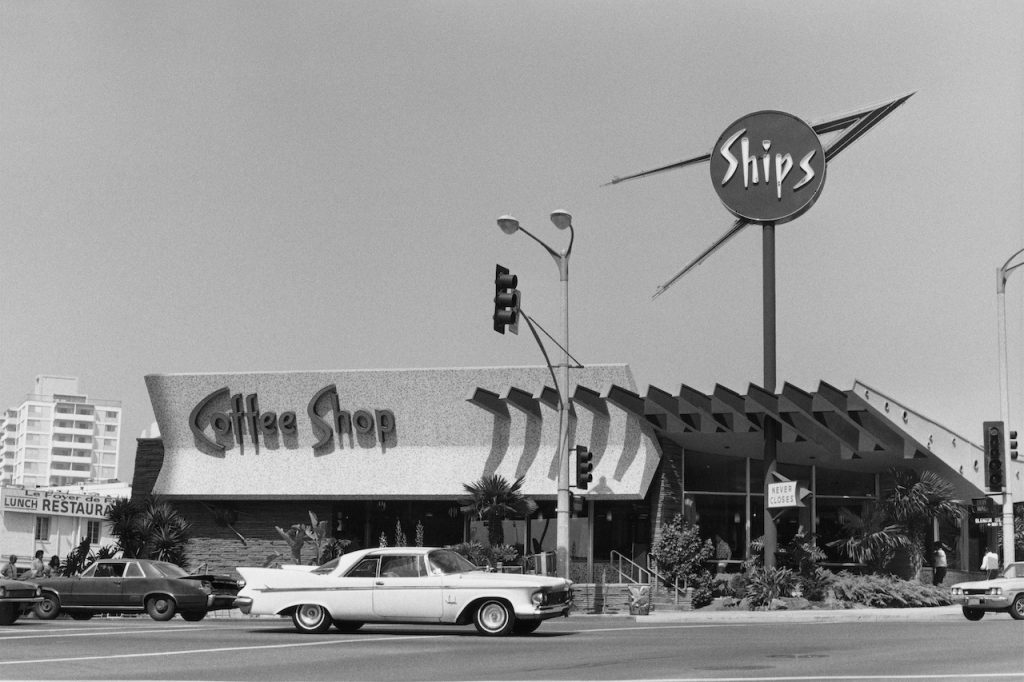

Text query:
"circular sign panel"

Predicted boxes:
[[710, 110, 826, 224]]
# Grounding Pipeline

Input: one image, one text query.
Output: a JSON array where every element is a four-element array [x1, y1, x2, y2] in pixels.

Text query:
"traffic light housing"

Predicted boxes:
[[492, 264, 520, 335], [575, 445, 593, 490], [1010, 430, 1019, 461], [983, 420, 1005, 492]]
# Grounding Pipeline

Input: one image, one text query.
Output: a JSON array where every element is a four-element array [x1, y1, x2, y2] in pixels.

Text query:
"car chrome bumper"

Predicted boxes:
[[953, 595, 1011, 609], [233, 596, 253, 614]]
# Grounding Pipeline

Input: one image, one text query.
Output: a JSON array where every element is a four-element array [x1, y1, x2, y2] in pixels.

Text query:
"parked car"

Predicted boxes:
[[0, 577, 42, 625], [950, 561, 1024, 620], [32, 558, 243, 622], [234, 546, 573, 636]]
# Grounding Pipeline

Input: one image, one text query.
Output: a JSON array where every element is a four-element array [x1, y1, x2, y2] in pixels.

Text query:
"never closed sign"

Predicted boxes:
[[767, 481, 798, 508], [710, 110, 827, 224]]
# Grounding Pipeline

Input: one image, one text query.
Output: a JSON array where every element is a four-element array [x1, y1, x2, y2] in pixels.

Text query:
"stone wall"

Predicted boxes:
[[570, 582, 633, 614]]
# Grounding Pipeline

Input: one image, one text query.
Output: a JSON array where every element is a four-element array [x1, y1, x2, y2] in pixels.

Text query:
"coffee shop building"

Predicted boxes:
[[131, 365, 1018, 579]]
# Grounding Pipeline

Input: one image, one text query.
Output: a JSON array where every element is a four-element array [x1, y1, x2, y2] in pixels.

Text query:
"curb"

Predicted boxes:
[[636, 604, 964, 623]]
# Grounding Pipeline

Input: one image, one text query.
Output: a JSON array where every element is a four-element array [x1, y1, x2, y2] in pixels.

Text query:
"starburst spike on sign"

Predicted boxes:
[[651, 217, 748, 299], [813, 92, 915, 160], [606, 93, 915, 299], [602, 152, 710, 187]]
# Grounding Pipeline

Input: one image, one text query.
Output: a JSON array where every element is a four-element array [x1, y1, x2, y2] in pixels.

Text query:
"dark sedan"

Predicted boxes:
[[0, 577, 42, 625], [32, 558, 242, 622]]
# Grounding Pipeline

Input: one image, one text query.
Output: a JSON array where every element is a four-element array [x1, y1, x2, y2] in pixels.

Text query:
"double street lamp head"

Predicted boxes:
[[496, 215, 520, 235], [495, 211, 574, 234], [549, 210, 572, 230]]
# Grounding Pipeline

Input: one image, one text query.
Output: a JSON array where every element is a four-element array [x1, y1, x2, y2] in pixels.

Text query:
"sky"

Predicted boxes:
[[2, 1, 1023, 483]]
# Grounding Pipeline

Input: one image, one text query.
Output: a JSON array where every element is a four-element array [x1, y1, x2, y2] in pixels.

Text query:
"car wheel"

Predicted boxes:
[[181, 611, 207, 622], [962, 607, 984, 621], [0, 603, 18, 626], [332, 620, 363, 633], [33, 594, 61, 620], [512, 619, 542, 635], [292, 604, 332, 634], [1010, 594, 1024, 620], [473, 599, 515, 636], [68, 611, 94, 620], [146, 596, 177, 621]]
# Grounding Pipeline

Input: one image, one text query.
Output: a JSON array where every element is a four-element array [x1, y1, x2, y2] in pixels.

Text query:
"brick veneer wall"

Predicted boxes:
[[131, 437, 335, 575], [651, 441, 682, 549]]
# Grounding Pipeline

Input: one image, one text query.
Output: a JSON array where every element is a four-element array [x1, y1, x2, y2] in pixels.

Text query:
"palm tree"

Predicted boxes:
[[461, 474, 537, 547], [106, 497, 146, 558], [881, 468, 965, 578], [105, 497, 192, 567], [827, 503, 909, 571]]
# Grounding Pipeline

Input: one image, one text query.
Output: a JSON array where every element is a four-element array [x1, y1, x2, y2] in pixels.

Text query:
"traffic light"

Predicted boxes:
[[492, 264, 520, 335], [575, 445, 593, 490], [983, 421, 1005, 492], [1011, 430, 1019, 461]]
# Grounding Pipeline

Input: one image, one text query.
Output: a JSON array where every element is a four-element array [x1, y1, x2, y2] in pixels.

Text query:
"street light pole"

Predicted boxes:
[[496, 211, 575, 580], [997, 248, 1024, 566]]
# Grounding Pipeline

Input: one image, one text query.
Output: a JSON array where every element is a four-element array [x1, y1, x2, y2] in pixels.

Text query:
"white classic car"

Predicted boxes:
[[234, 547, 573, 636], [949, 561, 1024, 620]]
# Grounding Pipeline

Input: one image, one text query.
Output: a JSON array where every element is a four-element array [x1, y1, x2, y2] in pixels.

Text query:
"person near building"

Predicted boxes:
[[0, 555, 18, 579], [46, 555, 61, 577], [28, 550, 45, 578], [931, 543, 947, 586], [981, 547, 1001, 580]]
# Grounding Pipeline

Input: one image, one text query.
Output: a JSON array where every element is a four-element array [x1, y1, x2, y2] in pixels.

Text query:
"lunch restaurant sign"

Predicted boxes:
[[1, 486, 117, 520]]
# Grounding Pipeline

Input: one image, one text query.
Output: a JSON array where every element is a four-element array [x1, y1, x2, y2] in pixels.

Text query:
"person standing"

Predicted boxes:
[[981, 547, 1000, 580], [28, 550, 45, 578], [931, 543, 947, 586], [0, 555, 18, 579]]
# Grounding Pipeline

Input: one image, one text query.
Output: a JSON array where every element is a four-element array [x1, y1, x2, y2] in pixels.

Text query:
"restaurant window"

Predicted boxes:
[[683, 450, 748, 492], [35, 516, 51, 541], [86, 520, 102, 544]]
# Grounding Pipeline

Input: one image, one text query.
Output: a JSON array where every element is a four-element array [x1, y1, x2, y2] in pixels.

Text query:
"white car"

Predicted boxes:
[[234, 547, 573, 636], [950, 561, 1024, 620]]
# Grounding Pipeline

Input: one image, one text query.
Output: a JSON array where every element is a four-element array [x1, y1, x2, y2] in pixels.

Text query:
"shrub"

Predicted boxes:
[[446, 541, 492, 568], [828, 571, 953, 608], [797, 567, 834, 602], [745, 567, 798, 609], [688, 570, 715, 609]]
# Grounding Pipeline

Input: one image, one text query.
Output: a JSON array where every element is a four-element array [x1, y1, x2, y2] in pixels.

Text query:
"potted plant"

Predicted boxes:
[[627, 584, 651, 615]]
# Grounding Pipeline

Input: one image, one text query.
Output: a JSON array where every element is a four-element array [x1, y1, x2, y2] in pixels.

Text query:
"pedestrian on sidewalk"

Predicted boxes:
[[981, 547, 1000, 580], [931, 543, 947, 586]]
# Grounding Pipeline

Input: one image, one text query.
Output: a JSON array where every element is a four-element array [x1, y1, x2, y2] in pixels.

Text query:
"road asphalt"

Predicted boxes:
[[204, 604, 972, 624]]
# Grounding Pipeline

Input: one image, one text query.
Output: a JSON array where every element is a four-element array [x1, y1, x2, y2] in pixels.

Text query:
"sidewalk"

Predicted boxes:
[[636, 604, 965, 624]]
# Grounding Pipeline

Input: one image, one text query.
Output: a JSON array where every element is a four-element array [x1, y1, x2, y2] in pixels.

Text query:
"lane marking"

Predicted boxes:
[[0, 633, 451, 666]]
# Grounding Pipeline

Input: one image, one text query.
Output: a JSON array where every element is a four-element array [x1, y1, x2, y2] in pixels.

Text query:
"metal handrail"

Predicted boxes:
[[609, 551, 688, 604], [646, 556, 688, 605], [609, 550, 652, 585]]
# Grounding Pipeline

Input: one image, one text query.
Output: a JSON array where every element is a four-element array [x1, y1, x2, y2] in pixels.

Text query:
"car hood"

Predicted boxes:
[[1, 578, 39, 591]]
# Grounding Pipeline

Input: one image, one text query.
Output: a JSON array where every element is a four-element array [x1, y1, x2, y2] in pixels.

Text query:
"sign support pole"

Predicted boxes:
[[763, 222, 778, 570]]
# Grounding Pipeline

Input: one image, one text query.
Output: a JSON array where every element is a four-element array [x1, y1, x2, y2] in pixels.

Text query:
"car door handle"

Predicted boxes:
[[375, 581, 384, 586]]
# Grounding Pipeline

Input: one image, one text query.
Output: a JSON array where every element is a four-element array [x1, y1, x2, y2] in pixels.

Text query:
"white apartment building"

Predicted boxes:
[[0, 376, 121, 487]]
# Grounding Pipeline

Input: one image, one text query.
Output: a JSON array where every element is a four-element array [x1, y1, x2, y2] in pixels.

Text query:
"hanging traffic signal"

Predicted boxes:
[[575, 445, 593, 490], [983, 421, 1004, 492], [492, 264, 520, 335], [1010, 430, 1019, 461]]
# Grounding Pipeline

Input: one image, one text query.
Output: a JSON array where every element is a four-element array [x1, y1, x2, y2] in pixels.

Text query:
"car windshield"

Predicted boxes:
[[427, 549, 477, 575], [312, 557, 341, 575]]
